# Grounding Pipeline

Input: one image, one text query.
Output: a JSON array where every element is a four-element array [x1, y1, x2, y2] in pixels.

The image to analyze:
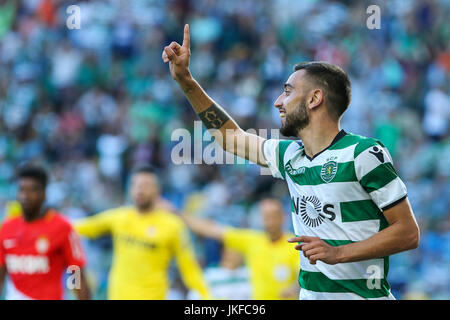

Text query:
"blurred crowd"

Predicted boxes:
[[0, 0, 449, 299]]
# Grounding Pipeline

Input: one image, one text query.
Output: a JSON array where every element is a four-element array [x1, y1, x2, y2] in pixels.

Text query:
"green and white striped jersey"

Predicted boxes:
[[262, 130, 407, 300]]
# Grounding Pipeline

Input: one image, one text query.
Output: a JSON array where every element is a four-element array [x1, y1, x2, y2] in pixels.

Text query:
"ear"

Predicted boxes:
[[307, 89, 324, 110]]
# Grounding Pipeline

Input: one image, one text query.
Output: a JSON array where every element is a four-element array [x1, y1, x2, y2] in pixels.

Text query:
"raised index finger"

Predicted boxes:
[[182, 24, 190, 49]]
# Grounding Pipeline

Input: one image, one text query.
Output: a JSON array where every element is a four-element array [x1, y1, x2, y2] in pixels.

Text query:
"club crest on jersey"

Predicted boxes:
[[35, 236, 50, 254], [320, 158, 338, 183], [147, 227, 157, 237]]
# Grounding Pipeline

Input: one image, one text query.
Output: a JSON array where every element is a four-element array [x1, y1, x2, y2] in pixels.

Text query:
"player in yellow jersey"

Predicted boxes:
[[182, 198, 300, 300], [74, 166, 210, 300]]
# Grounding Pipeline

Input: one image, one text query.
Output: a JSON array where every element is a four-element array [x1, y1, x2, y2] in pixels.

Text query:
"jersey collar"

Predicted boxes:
[[304, 129, 347, 161]]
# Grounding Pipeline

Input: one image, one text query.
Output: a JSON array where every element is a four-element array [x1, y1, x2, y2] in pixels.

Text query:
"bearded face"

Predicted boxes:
[[280, 97, 310, 137], [130, 172, 160, 212]]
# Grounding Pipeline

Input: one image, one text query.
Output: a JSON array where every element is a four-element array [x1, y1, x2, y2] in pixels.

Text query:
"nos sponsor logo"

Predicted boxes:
[[292, 196, 336, 228]]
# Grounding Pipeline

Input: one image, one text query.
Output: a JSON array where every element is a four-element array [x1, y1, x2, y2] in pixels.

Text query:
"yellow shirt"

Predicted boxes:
[[224, 228, 299, 300], [1, 201, 23, 233], [75, 206, 210, 300]]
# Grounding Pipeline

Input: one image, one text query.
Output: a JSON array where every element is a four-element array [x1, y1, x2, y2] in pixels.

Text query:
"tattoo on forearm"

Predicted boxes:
[[198, 103, 230, 129], [182, 86, 194, 95]]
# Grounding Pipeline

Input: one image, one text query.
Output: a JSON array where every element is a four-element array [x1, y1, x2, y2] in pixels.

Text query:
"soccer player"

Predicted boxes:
[[182, 198, 300, 300], [162, 25, 420, 300], [0, 166, 90, 300], [74, 166, 211, 300]]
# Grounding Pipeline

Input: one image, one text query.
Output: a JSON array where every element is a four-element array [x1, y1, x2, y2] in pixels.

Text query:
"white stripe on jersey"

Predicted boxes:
[[299, 254, 385, 280], [287, 181, 372, 203], [354, 145, 392, 179], [370, 177, 407, 210]]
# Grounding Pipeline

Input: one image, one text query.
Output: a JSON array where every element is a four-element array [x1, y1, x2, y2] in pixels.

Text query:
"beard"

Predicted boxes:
[[135, 197, 154, 212], [280, 98, 310, 137]]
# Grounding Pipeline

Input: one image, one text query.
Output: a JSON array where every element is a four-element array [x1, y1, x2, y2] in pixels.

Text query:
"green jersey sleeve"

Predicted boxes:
[[262, 139, 295, 180]]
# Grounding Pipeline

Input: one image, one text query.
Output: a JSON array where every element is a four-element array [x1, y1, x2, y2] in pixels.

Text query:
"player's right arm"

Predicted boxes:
[[162, 24, 267, 167], [74, 209, 118, 239]]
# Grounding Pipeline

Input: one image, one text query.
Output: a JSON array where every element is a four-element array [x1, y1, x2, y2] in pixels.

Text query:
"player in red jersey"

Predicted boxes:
[[0, 166, 91, 300]]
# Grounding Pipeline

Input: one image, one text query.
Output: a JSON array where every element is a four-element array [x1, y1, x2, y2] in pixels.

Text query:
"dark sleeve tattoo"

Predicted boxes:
[[198, 103, 230, 129]]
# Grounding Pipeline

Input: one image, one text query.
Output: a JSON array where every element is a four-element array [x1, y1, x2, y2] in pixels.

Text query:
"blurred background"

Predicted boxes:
[[0, 0, 449, 299]]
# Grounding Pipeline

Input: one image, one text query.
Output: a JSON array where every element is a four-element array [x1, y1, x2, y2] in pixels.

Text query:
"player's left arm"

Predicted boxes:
[[172, 222, 211, 299], [336, 197, 419, 263], [71, 268, 91, 300], [0, 266, 5, 297], [0, 224, 6, 296], [289, 143, 420, 265], [62, 224, 92, 299], [289, 197, 419, 264]]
